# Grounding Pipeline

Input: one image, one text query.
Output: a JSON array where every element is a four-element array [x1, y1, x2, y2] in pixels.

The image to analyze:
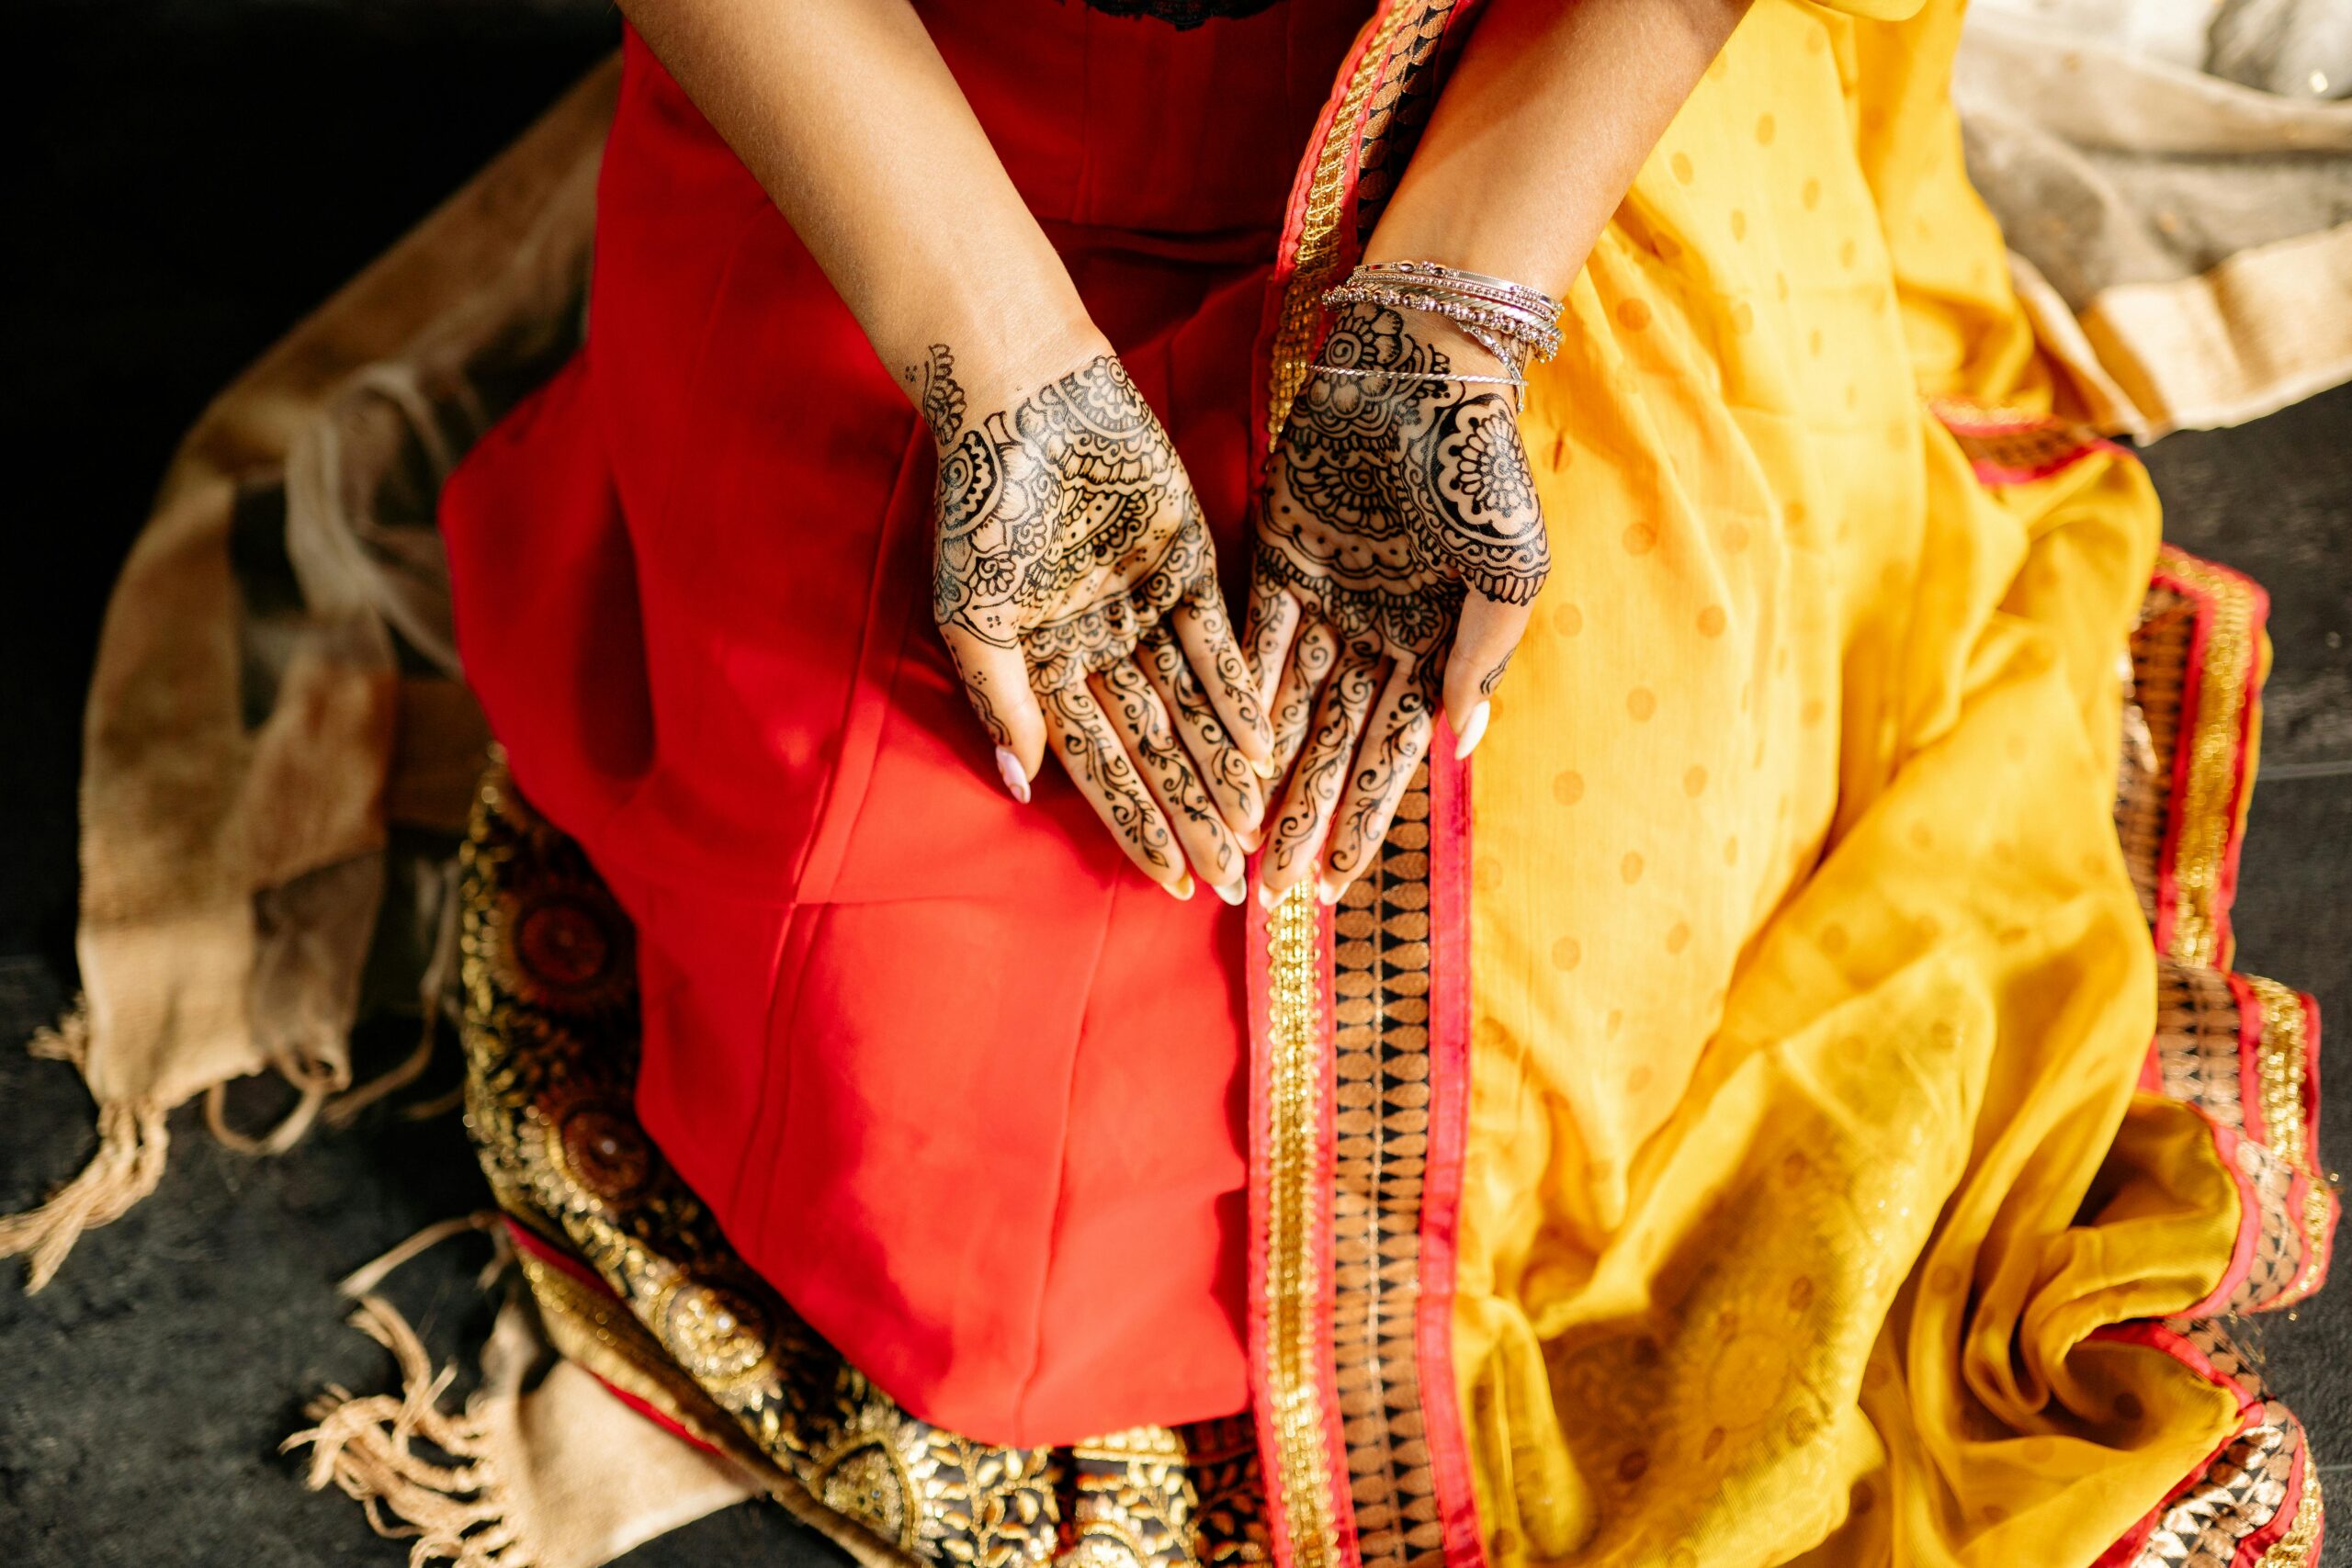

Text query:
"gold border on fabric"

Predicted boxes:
[[2154, 550, 2258, 969], [2246, 976, 2334, 1305], [1263, 883, 1342, 1568], [1261, 3, 1412, 454], [1254, 8, 1430, 1566], [1328, 777, 1448, 1568], [2261, 1467, 2323, 1568]]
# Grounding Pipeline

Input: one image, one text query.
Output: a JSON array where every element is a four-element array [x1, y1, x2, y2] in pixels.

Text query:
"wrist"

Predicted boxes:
[[896, 298, 1110, 442]]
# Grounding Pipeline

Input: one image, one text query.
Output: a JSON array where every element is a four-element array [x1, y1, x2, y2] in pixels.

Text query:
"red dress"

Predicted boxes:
[[441, 0, 1368, 1446]]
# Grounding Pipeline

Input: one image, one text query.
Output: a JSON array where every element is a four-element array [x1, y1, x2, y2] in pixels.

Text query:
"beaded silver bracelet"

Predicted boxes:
[[1306, 364, 1527, 389], [1322, 260, 1564, 372]]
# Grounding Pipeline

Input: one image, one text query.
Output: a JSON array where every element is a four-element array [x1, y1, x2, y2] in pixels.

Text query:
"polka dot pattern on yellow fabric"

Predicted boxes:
[[1628, 687, 1657, 722]]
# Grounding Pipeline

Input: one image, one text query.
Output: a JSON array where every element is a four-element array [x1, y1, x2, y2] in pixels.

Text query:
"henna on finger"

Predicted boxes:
[[1136, 624, 1264, 840], [1093, 660, 1245, 897], [1169, 589, 1271, 760], [1322, 656, 1441, 887], [1242, 579, 1302, 711], [1263, 649, 1380, 895], [1265, 620, 1341, 781], [1041, 682, 1185, 891]]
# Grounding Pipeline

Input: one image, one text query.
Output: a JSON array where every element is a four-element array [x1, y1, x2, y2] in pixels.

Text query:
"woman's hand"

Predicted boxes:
[[1246, 303, 1551, 904], [915, 343, 1274, 904]]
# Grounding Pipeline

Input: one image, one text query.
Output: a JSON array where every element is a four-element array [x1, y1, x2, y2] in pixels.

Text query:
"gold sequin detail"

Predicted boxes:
[[1262, 882, 1340, 1568], [2248, 975, 2335, 1304], [2154, 549, 2259, 968]]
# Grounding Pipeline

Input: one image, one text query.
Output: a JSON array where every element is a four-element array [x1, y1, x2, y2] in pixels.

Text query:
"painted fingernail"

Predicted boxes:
[[1317, 873, 1348, 906], [1250, 754, 1283, 780], [1453, 701, 1492, 761], [994, 747, 1032, 804], [1167, 874, 1196, 902], [1215, 877, 1248, 907], [1238, 823, 1265, 853], [1257, 881, 1280, 911]]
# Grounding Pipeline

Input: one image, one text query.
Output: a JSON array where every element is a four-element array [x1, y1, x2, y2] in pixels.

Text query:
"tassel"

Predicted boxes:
[[329, 856, 464, 1129], [2, 1002, 171, 1292], [286, 1290, 538, 1568]]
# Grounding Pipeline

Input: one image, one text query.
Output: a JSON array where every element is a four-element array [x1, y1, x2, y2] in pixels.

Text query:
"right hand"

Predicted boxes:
[[911, 342, 1274, 905], [1244, 302, 1552, 904]]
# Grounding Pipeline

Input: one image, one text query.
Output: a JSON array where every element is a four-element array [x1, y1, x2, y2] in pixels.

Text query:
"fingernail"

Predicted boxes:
[[1237, 823, 1264, 853], [1167, 874, 1196, 902], [1453, 701, 1491, 761], [1250, 754, 1283, 780], [1317, 873, 1348, 905], [1256, 881, 1280, 911], [1215, 877, 1248, 907], [994, 747, 1031, 804]]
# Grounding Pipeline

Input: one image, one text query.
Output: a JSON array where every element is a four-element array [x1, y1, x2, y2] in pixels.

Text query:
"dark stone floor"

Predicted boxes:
[[2, 4, 2346, 1564]]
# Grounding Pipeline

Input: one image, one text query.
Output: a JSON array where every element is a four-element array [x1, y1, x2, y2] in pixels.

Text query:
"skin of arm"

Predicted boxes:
[[1376, 0, 1756, 734], [616, 0, 1100, 413], [614, 0, 1275, 898], [1368, 0, 1756, 299], [1250, 0, 1754, 901]]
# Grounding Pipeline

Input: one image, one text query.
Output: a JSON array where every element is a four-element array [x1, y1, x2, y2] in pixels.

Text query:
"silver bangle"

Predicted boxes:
[[1307, 364, 1527, 389], [1321, 260, 1565, 368]]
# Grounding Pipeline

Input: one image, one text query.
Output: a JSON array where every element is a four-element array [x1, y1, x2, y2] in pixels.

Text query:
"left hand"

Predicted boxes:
[[1245, 301, 1552, 904]]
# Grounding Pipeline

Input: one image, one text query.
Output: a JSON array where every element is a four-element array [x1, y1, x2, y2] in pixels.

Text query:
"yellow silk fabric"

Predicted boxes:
[[1456, 1, 2250, 1562]]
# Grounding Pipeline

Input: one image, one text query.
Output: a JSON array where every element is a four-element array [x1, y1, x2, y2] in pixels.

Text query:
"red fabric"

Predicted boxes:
[[442, 0, 1365, 1447]]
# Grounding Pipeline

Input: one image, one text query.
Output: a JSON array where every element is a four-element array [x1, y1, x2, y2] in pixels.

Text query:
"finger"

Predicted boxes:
[[1442, 589, 1536, 760], [1319, 657, 1440, 900], [1261, 648, 1380, 900], [941, 621, 1048, 800], [1136, 623, 1265, 847], [1094, 661, 1249, 902], [1243, 572, 1302, 713], [1266, 621, 1341, 782], [1041, 682, 1192, 899], [1170, 590, 1274, 765]]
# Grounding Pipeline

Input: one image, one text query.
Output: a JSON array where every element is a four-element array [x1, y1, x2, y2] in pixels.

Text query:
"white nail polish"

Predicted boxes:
[[1215, 877, 1248, 907], [994, 747, 1031, 804], [1453, 701, 1492, 761], [1317, 874, 1347, 906], [1257, 882, 1279, 911]]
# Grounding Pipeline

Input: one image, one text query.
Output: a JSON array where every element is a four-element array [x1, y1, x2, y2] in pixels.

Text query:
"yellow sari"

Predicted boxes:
[[1451, 0, 2329, 1562]]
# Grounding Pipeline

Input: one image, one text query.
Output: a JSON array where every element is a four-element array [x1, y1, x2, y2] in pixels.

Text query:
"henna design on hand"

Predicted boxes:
[[1250, 303, 1551, 895], [915, 344, 1267, 891]]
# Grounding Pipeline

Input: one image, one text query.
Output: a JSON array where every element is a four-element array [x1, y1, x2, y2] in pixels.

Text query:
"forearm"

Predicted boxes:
[[618, 0, 1096, 399], [1365, 0, 1752, 297]]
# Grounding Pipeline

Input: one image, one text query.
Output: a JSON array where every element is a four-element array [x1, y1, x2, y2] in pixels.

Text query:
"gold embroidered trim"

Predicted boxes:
[[2154, 550, 2258, 968], [1329, 777, 1445, 1568], [1254, 9, 1442, 1566], [1264, 882, 1341, 1568], [2246, 975, 2333, 1304], [1261, 1, 1412, 454], [2259, 1466, 2324, 1568]]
